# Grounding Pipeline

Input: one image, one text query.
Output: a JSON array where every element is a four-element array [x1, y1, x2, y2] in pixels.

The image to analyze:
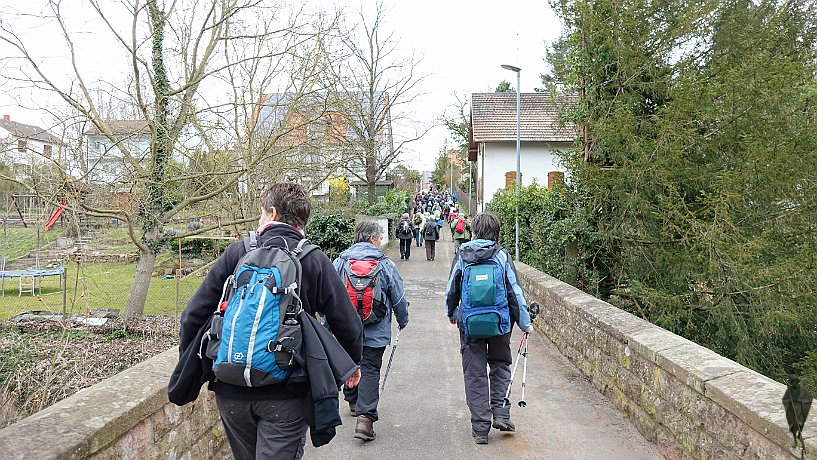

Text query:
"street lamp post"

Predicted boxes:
[[501, 64, 521, 261]]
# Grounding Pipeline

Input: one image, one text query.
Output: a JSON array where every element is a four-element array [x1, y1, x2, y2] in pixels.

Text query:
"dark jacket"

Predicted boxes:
[[178, 223, 363, 400], [295, 311, 359, 447], [422, 221, 440, 241], [396, 218, 415, 240]]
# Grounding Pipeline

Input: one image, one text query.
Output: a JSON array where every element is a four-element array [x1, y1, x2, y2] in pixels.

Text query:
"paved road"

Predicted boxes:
[[304, 234, 660, 460]]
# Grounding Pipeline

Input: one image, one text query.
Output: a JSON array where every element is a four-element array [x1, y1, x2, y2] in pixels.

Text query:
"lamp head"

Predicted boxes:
[[501, 64, 521, 73]]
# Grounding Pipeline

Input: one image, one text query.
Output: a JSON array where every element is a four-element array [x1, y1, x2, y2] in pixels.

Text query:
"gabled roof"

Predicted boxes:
[[470, 93, 578, 143], [0, 119, 62, 144], [84, 120, 151, 136], [253, 92, 388, 139]]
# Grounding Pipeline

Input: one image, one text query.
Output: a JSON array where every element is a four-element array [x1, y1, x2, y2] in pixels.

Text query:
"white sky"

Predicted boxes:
[[0, 0, 563, 172]]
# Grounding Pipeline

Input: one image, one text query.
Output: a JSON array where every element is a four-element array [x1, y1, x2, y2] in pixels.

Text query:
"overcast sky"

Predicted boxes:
[[0, 0, 563, 172], [369, 0, 563, 171]]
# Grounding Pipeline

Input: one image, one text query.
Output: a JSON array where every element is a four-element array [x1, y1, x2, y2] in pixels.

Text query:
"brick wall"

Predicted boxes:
[[516, 263, 817, 460], [0, 348, 226, 460]]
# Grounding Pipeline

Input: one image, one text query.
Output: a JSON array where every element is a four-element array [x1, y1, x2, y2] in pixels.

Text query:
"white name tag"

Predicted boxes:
[[475, 274, 489, 281]]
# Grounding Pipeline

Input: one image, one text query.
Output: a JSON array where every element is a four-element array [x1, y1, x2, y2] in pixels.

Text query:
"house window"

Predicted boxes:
[[17, 139, 26, 152], [547, 171, 564, 189], [505, 171, 520, 189], [43, 144, 52, 157]]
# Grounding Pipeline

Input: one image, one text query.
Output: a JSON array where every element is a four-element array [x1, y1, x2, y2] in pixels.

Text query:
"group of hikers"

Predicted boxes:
[[171, 182, 532, 459], [395, 186, 473, 261]]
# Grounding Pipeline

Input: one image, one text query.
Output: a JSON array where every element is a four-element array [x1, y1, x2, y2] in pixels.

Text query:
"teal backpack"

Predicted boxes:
[[460, 255, 511, 338]]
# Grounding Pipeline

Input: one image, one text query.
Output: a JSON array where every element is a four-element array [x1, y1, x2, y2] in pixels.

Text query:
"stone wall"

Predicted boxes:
[[516, 263, 817, 460], [0, 348, 226, 460]]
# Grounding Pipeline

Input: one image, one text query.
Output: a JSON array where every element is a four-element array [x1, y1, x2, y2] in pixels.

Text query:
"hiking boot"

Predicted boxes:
[[348, 401, 357, 416], [492, 418, 516, 432], [471, 429, 488, 445], [354, 415, 376, 441]]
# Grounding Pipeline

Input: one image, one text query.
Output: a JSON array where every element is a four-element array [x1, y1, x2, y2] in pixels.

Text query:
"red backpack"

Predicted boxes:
[[455, 218, 465, 234], [343, 259, 388, 325]]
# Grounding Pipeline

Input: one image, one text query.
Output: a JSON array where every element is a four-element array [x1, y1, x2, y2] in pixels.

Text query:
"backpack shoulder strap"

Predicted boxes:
[[293, 238, 320, 261], [243, 231, 258, 253]]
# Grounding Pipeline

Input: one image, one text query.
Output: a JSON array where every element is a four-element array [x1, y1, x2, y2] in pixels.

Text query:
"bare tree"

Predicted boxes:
[[0, 0, 338, 317], [331, 2, 427, 205]]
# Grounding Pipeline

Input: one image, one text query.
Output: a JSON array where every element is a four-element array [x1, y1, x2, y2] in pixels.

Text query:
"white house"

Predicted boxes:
[[469, 93, 577, 212], [0, 115, 63, 179], [84, 120, 152, 187]]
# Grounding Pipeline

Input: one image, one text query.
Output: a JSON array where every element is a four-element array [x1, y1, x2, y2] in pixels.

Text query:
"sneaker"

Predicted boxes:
[[354, 415, 376, 441], [471, 430, 488, 445], [492, 418, 516, 432]]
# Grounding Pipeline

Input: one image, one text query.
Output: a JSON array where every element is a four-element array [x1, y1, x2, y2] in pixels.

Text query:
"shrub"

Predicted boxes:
[[305, 212, 355, 260]]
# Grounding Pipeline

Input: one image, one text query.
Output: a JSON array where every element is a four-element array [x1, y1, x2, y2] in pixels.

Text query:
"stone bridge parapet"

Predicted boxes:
[[516, 262, 816, 460]]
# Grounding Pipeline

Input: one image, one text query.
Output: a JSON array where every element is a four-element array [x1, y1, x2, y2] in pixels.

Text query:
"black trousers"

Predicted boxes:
[[399, 238, 412, 259], [343, 346, 387, 421]]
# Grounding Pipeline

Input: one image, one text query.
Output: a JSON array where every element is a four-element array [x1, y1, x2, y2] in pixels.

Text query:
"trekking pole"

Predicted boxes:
[[518, 333, 530, 407], [518, 302, 540, 408], [380, 329, 400, 393], [502, 334, 526, 407]]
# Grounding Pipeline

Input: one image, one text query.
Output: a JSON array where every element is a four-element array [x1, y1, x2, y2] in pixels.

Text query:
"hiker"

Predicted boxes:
[[422, 215, 440, 261], [396, 212, 415, 260], [176, 183, 363, 460], [444, 212, 532, 445], [333, 220, 409, 442], [413, 212, 425, 247], [452, 213, 471, 250]]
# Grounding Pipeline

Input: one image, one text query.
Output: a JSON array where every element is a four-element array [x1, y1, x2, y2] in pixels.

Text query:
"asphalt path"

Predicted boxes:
[[303, 233, 660, 460]]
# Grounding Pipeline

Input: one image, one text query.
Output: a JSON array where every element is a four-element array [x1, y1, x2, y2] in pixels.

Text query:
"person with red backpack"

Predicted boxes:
[[333, 220, 409, 442], [451, 213, 471, 250]]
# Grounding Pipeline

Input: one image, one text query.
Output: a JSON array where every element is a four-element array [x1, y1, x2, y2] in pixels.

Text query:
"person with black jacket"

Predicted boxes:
[[178, 183, 363, 460], [395, 213, 415, 260]]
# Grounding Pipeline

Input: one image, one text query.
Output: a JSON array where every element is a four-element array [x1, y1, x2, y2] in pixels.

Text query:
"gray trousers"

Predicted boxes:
[[216, 395, 307, 460], [424, 240, 436, 260], [459, 330, 513, 435], [343, 345, 387, 421]]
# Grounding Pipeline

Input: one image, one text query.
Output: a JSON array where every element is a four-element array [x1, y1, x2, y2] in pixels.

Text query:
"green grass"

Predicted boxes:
[[0, 227, 57, 260], [0, 262, 203, 321]]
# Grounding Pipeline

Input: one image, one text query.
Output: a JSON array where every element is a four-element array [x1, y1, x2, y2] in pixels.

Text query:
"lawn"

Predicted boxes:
[[0, 227, 57, 261], [0, 262, 204, 321]]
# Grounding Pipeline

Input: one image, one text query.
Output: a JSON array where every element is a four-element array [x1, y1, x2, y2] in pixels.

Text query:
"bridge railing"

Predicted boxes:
[[0, 348, 226, 460], [516, 262, 816, 460]]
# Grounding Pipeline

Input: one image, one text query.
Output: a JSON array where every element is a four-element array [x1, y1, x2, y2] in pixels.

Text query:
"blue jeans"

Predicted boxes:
[[414, 229, 423, 246]]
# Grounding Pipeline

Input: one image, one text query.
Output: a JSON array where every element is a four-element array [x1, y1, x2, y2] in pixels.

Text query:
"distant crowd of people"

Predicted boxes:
[[394, 186, 472, 261]]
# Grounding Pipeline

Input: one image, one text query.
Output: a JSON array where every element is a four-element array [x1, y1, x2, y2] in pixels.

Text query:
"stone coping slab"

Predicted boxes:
[[0, 347, 178, 459]]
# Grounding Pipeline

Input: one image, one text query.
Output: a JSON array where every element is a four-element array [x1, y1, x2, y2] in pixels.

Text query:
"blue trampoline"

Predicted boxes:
[[0, 267, 65, 297]]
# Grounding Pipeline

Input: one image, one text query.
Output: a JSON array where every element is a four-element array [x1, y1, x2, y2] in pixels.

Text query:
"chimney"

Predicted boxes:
[[2, 115, 9, 121]]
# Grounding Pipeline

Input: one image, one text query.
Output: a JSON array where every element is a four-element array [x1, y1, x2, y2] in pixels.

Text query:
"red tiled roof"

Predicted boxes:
[[84, 120, 151, 136], [470, 93, 578, 143]]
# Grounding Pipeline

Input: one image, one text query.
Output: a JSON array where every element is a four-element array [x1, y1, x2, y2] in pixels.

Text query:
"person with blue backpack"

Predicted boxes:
[[333, 220, 409, 442], [177, 183, 363, 460], [444, 212, 532, 445]]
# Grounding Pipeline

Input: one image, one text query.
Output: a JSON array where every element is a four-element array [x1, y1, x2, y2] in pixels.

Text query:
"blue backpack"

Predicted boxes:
[[460, 254, 511, 339], [205, 234, 318, 387]]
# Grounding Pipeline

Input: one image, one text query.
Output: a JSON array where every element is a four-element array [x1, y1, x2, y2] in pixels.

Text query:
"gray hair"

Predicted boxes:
[[471, 212, 500, 241], [354, 220, 383, 244]]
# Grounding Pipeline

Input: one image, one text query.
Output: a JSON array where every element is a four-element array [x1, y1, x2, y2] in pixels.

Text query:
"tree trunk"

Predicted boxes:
[[366, 149, 377, 206], [122, 248, 157, 318]]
